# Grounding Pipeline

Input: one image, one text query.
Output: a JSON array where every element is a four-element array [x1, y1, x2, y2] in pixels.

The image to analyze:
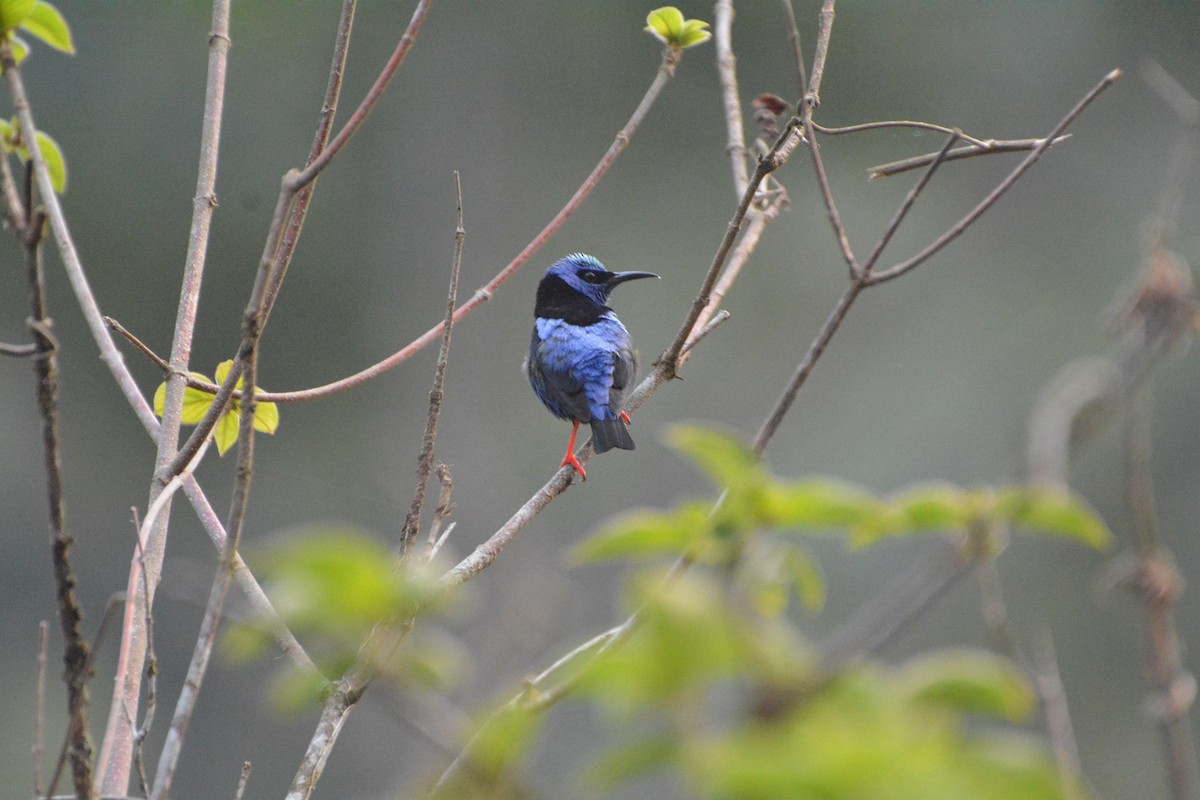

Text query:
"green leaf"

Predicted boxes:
[[215, 358, 234, 384], [994, 486, 1111, 550], [899, 649, 1036, 722], [33, 130, 66, 192], [267, 664, 329, 713], [257, 527, 441, 638], [851, 482, 973, 546], [644, 6, 710, 49], [9, 34, 27, 63], [785, 546, 825, 612], [467, 701, 544, 779], [764, 477, 878, 531], [19, 1, 73, 54], [0, 0, 35, 31], [665, 423, 762, 489], [571, 502, 709, 563], [152, 373, 218, 424], [213, 408, 240, 455], [252, 397, 280, 434], [583, 736, 679, 792]]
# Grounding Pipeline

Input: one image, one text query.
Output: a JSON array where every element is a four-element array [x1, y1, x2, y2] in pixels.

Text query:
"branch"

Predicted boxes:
[[715, 0, 750, 196], [867, 136, 1072, 179], [780, 0, 808, 99], [865, 69, 1121, 286], [1125, 383, 1200, 800], [14, 158, 94, 797], [96, 2, 232, 791], [402, 173, 464, 554], [149, 355, 256, 800]]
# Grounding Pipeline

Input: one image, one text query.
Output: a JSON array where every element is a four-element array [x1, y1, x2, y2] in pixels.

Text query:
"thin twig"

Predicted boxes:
[[680, 310, 731, 358], [802, 112, 858, 275], [150, 345, 258, 800], [819, 541, 971, 673], [866, 69, 1121, 285], [1031, 632, 1087, 799], [261, 0, 358, 318], [129, 518, 157, 800], [0, 339, 37, 356], [234, 761, 252, 800], [860, 130, 960, 275], [34, 620, 47, 797], [715, 0, 750, 196], [868, 136, 1072, 180], [751, 280, 861, 453], [402, 172, 464, 555], [815, 118, 990, 147], [660, 119, 802, 378], [807, 0, 835, 102], [781, 0, 808, 99], [425, 464, 455, 559], [15, 160, 94, 799], [1125, 383, 1200, 800]]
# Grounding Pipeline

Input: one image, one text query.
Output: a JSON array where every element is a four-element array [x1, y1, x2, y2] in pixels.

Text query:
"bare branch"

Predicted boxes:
[[10, 161, 95, 798], [95, 1, 233, 789], [0, 339, 37, 356], [802, 113, 859, 275], [425, 464, 456, 559], [807, 0, 835, 101], [780, 0, 808, 99], [866, 69, 1121, 285], [868, 136, 1071, 180], [234, 762, 252, 800], [261, 0, 359, 318], [33, 621, 47, 798], [860, 130, 960, 275], [402, 172, 464, 555], [715, 0, 750, 196]]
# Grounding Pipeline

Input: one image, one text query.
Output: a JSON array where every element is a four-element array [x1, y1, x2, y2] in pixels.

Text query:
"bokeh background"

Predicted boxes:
[[2, 2, 1199, 797]]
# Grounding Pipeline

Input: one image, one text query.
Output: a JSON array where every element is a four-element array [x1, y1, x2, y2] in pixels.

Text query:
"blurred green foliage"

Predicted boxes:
[[440, 423, 1105, 797]]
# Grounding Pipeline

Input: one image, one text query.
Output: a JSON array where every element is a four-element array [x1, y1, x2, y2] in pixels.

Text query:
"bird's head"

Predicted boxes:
[[542, 253, 659, 307]]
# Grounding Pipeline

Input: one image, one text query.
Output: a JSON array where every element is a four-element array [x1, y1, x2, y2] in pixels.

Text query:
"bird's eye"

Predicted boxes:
[[579, 270, 605, 284]]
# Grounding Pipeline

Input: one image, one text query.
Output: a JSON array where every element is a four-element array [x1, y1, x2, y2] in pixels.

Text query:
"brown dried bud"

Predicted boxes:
[[752, 93, 790, 141]]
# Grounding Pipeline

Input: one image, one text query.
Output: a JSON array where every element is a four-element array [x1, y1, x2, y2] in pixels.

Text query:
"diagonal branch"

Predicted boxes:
[[865, 69, 1121, 286]]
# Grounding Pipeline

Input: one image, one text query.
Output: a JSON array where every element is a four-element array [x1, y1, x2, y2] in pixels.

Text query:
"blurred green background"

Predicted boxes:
[[2, 1, 1198, 797]]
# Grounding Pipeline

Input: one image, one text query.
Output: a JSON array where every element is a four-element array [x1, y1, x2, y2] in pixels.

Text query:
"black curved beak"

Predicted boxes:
[[606, 270, 660, 289]]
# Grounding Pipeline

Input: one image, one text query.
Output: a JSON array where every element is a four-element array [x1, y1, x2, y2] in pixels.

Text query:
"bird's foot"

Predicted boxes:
[[620, 410, 631, 425], [561, 451, 587, 480]]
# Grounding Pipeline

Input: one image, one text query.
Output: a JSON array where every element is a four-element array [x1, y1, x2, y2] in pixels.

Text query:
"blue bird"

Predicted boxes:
[[524, 253, 659, 479]]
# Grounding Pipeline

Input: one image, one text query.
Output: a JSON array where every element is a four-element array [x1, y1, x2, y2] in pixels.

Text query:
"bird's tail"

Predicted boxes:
[[591, 416, 635, 453]]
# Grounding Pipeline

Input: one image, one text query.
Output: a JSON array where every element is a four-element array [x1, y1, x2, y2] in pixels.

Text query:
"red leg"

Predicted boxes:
[[620, 410, 631, 425], [560, 420, 587, 479]]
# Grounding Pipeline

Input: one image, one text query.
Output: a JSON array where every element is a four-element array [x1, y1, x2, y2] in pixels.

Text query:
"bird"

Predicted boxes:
[[524, 253, 659, 480]]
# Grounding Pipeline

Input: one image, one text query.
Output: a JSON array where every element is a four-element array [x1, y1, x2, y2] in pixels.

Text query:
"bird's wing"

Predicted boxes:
[[529, 335, 593, 421], [608, 346, 637, 413]]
